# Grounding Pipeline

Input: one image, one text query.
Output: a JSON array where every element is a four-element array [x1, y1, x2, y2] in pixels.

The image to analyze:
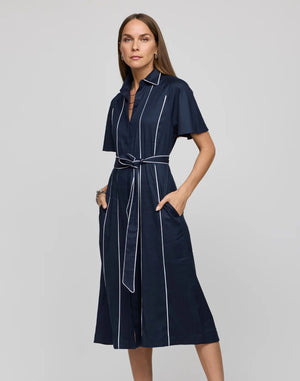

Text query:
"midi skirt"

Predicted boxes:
[[93, 163, 220, 349]]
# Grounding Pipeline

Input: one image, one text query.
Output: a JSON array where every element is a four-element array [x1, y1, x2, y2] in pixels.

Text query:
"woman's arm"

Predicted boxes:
[[155, 131, 215, 216]]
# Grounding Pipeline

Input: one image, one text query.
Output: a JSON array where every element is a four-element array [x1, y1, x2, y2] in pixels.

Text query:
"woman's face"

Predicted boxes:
[[119, 19, 158, 70]]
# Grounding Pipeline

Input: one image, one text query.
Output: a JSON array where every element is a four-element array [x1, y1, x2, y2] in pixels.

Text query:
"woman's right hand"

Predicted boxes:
[[96, 185, 108, 209]]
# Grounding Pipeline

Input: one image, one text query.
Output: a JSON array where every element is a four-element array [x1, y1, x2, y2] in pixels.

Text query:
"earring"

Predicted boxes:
[[154, 52, 158, 60]]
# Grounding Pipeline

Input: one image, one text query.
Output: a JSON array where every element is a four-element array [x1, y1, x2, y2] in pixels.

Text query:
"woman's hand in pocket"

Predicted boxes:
[[155, 190, 188, 216], [96, 185, 108, 209]]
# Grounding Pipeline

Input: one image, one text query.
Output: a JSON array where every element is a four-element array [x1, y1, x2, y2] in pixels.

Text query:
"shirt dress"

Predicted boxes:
[[93, 67, 220, 349]]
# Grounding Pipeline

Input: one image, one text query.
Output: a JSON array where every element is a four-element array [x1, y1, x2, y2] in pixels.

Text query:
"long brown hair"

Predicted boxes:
[[117, 13, 176, 81]]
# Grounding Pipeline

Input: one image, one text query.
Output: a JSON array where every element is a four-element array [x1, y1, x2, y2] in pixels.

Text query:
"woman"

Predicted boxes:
[[94, 13, 225, 381]]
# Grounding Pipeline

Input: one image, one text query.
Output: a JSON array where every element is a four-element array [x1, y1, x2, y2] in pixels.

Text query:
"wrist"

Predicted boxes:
[[178, 184, 192, 199]]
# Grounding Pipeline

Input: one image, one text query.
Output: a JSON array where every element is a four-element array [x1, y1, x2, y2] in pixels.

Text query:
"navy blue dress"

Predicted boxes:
[[93, 67, 220, 349]]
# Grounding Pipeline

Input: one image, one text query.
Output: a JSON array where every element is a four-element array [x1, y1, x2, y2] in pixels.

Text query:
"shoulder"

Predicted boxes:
[[161, 74, 195, 106], [108, 93, 121, 107], [163, 74, 190, 90], [161, 73, 193, 95]]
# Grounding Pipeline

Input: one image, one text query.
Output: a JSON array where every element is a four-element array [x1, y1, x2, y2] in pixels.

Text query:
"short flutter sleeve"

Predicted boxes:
[[102, 100, 116, 152], [174, 81, 209, 140]]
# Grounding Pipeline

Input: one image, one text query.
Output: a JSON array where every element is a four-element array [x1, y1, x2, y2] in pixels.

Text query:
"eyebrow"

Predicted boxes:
[[122, 33, 151, 37]]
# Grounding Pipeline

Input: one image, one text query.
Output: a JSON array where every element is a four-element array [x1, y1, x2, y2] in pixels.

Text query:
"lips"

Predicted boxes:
[[131, 56, 141, 59]]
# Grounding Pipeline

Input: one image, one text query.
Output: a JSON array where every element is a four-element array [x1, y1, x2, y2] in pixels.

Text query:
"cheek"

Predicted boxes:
[[143, 45, 156, 57], [121, 46, 129, 54], [120, 43, 130, 54]]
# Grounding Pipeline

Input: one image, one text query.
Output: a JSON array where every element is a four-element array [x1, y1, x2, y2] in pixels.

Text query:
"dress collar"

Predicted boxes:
[[142, 67, 162, 86], [119, 67, 162, 98]]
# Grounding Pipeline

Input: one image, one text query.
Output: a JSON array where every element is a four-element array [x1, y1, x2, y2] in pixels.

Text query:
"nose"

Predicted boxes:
[[132, 39, 140, 50]]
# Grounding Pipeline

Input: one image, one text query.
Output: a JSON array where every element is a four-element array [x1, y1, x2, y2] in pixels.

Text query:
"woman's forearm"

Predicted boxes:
[[178, 147, 215, 199]]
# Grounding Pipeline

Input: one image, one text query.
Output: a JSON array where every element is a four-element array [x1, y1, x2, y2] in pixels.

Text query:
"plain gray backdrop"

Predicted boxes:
[[1, 1, 299, 380]]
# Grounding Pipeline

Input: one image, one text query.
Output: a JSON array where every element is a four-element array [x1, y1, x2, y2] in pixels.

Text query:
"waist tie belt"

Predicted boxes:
[[113, 153, 170, 293]]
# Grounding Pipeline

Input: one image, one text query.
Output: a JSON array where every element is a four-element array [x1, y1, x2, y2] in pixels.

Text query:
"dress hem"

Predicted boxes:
[[93, 334, 220, 349]]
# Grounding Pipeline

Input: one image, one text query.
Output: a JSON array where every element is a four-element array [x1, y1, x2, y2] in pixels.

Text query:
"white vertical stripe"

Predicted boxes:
[[139, 86, 154, 158], [154, 165, 170, 346], [116, 98, 125, 156], [153, 95, 167, 155], [126, 174, 135, 219], [138, 86, 154, 338], [139, 153, 143, 338], [117, 195, 121, 348], [114, 97, 125, 340], [121, 170, 138, 293], [153, 94, 170, 345], [102, 178, 113, 288]]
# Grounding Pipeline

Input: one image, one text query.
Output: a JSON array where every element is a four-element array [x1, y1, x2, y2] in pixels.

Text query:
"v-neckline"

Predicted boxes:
[[128, 86, 139, 124], [128, 102, 133, 123]]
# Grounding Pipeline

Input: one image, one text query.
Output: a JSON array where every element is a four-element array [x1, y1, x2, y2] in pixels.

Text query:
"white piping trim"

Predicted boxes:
[[126, 173, 135, 219], [117, 195, 121, 348], [116, 98, 125, 156], [139, 86, 154, 158], [143, 71, 162, 86], [152, 95, 171, 345], [154, 165, 170, 346], [102, 178, 113, 288], [121, 170, 138, 293], [154, 95, 167, 155], [140, 162, 143, 338]]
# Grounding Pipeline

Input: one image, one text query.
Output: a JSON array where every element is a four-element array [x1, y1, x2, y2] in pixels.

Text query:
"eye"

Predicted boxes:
[[122, 37, 149, 42]]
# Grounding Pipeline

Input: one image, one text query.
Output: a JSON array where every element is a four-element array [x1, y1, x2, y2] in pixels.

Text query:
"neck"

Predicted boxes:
[[130, 65, 154, 91]]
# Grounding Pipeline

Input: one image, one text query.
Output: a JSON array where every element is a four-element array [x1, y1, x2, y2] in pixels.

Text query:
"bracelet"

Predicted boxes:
[[96, 189, 106, 196]]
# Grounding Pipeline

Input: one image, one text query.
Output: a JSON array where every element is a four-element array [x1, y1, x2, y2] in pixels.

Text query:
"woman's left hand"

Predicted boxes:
[[155, 190, 188, 216]]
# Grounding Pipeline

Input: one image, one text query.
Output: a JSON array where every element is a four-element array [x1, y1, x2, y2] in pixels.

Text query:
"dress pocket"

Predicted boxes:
[[164, 201, 182, 218], [99, 172, 113, 215]]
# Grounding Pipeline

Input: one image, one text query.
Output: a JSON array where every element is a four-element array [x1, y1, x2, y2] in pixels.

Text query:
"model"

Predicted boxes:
[[94, 13, 225, 381]]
